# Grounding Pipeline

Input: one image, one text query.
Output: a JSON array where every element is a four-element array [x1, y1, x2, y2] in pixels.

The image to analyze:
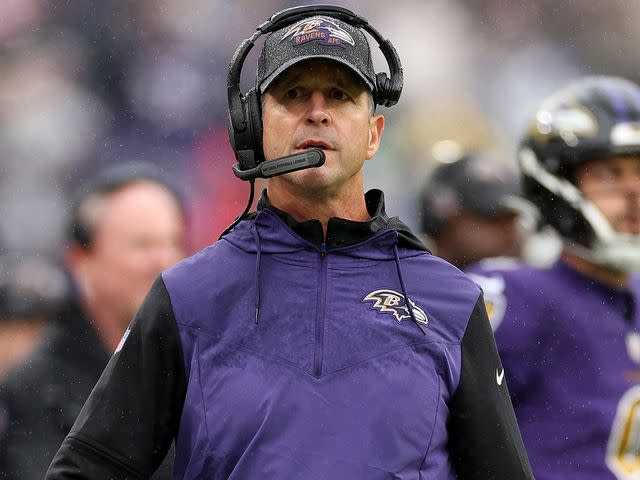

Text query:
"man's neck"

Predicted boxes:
[[562, 249, 630, 290], [266, 180, 370, 236]]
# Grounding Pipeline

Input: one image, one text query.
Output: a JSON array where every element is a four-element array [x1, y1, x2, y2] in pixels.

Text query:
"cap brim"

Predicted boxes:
[[470, 194, 524, 217], [259, 55, 375, 94]]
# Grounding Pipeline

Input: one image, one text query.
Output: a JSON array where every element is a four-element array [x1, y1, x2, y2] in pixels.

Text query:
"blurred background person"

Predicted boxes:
[[418, 146, 528, 269], [0, 163, 187, 480], [468, 76, 640, 479], [0, 250, 66, 379]]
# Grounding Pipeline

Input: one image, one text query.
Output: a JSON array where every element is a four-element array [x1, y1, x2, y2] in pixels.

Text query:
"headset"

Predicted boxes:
[[221, 4, 403, 237], [226, 4, 404, 181]]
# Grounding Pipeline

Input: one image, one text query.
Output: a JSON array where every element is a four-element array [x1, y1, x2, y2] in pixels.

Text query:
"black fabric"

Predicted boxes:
[[45, 276, 186, 479], [253, 188, 429, 251], [449, 296, 535, 479], [0, 300, 108, 480], [0, 292, 176, 480]]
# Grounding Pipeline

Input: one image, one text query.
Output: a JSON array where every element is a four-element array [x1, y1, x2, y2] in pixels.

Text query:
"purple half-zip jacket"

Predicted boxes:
[[46, 190, 533, 479]]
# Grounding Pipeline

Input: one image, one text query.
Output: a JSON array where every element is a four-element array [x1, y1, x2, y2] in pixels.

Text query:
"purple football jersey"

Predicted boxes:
[[469, 259, 640, 480]]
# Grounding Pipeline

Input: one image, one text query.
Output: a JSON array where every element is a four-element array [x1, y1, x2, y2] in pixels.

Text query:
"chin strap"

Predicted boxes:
[[567, 237, 640, 273]]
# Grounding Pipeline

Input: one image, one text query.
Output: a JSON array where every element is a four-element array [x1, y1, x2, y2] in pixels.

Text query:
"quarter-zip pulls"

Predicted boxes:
[[252, 224, 263, 324], [314, 243, 328, 377], [247, 213, 428, 377], [393, 242, 428, 335]]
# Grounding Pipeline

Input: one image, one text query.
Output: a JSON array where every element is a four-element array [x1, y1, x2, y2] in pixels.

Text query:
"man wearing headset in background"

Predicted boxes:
[[46, 5, 533, 479], [418, 150, 527, 270], [468, 76, 640, 479]]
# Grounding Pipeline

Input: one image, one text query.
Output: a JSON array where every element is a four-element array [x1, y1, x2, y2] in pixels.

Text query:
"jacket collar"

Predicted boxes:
[[255, 189, 428, 251]]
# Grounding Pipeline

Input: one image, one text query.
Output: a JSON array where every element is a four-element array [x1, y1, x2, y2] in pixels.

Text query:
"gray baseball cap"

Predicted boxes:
[[257, 15, 376, 94]]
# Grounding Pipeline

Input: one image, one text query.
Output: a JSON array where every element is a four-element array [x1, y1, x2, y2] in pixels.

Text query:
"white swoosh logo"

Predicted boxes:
[[496, 368, 505, 386]]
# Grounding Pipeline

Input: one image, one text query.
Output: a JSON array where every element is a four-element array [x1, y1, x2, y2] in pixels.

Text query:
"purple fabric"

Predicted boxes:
[[163, 210, 479, 479], [468, 259, 640, 480]]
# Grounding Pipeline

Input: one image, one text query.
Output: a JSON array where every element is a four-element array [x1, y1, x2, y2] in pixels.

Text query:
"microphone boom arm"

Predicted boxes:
[[232, 149, 326, 180]]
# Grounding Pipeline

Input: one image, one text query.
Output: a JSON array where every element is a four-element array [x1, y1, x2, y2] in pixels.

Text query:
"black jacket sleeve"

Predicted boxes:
[[449, 295, 535, 479], [45, 276, 187, 479]]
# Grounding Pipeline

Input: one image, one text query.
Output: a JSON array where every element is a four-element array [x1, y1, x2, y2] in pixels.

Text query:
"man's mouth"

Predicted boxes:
[[295, 140, 333, 151]]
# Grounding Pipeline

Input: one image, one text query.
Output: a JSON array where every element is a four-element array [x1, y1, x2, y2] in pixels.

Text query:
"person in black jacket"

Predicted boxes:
[[0, 250, 66, 380], [0, 163, 187, 480]]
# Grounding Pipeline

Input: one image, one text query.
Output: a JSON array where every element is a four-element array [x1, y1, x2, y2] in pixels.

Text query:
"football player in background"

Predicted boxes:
[[419, 150, 526, 269], [468, 76, 640, 480]]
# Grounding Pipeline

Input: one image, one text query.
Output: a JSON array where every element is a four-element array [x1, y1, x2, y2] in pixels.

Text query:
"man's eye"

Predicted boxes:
[[286, 88, 300, 99], [331, 89, 347, 100]]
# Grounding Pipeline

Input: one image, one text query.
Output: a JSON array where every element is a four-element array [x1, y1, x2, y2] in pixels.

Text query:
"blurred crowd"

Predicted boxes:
[[2, 0, 640, 260]]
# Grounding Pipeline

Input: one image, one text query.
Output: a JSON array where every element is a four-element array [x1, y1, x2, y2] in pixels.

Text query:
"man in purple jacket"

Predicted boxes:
[[468, 76, 640, 479], [46, 5, 533, 479]]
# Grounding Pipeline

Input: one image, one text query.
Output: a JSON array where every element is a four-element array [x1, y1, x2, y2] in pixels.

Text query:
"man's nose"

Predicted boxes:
[[305, 91, 331, 126]]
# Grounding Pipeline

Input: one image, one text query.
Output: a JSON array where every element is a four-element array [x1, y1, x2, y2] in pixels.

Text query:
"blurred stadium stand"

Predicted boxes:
[[1, 0, 638, 259]]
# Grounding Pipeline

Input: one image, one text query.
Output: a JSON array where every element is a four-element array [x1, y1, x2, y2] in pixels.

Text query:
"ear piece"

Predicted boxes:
[[375, 72, 390, 106], [227, 88, 262, 171], [375, 72, 402, 108], [245, 88, 263, 166]]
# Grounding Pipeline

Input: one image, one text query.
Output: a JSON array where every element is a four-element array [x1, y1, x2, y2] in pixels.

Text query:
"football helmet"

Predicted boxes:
[[519, 75, 640, 270]]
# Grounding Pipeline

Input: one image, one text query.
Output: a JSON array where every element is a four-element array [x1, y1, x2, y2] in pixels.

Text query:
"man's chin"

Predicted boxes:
[[277, 165, 333, 187]]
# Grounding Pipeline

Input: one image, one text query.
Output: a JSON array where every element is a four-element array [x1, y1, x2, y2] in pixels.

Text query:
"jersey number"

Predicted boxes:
[[607, 386, 640, 479]]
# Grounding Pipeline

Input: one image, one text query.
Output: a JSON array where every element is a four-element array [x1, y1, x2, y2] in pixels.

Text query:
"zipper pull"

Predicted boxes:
[[320, 243, 327, 257]]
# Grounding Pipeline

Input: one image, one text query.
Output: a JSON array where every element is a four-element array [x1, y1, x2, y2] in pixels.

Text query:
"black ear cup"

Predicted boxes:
[[375, 72, 401, 108], [227, 88, 264, 172], [245, 88, 264, 166], [375, 72, 390, 106]]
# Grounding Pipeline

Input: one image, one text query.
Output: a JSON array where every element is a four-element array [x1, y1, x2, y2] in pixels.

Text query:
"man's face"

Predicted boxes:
[[439, 211, 524, 269], [576, 154, 640, 235], [77, 181, 185, 329], [261, 59, 384, 195]]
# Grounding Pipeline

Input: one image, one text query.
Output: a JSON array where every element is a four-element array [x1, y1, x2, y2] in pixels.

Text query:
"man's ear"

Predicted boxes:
[[366, 114, 385, 160]]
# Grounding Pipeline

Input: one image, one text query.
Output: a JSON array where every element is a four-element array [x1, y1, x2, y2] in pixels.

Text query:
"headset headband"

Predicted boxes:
[[221, 5, 403, 237]]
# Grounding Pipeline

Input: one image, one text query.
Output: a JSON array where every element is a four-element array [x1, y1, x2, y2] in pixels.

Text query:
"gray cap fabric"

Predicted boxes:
[[257, 15, 376, 94], [420, 154, 522, 236]]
